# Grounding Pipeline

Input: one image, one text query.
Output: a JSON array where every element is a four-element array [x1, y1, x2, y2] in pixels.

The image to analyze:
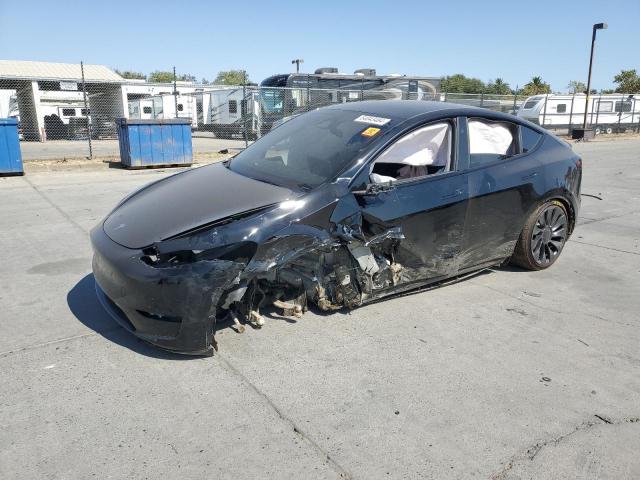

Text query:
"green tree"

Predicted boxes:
[[520, 76, 551, 96], [148, 71, 175, 83], [148, 71, 196, 83], [485, 78, 512, 95], [441, 74, 486, 94], [613, 69, 640, 93], [213, 70, 251, 85], [114, 69, 146, 80], [567, 80, 586, 94]]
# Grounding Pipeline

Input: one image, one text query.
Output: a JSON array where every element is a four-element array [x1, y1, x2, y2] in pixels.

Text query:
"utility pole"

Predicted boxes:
[[173, 66, 178, 118], [80, 61, 93, 159], [291, 58, 304, 73], [242, 70, 248, 148], [582, 23, 608, 129]]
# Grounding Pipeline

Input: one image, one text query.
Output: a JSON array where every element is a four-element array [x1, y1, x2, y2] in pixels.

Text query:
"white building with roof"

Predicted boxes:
[[0, 60, 128, 141], [0, 60, 215, 141]]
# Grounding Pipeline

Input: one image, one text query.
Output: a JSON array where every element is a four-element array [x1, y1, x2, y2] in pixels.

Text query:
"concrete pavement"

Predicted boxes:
[[1, 138, 639, 479]]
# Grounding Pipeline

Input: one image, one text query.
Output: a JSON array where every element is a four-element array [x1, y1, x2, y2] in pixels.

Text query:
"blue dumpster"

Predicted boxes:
[[0, 118, 24, 176], [116, 118, 193, 168]]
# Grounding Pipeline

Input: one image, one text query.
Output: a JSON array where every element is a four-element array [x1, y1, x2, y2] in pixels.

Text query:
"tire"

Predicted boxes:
[[605, 127, 613, 134], [511, 200, 569, 270]]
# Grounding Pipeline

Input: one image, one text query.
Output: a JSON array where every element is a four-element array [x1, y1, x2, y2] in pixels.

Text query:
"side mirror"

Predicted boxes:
[[352, 181, 396, 196]]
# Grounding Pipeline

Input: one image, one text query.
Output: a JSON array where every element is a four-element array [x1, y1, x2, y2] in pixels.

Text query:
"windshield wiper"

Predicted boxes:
[[297, 183, 313, 192]]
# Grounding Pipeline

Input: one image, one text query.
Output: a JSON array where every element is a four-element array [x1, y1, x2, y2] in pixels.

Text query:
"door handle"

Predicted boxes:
[[442, 188, 463, 200], [522, 172, 538, 181]]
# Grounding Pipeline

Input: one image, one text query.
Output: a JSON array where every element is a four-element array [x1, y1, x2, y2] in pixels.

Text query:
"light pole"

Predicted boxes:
[[291, 58, 304, 73], [582, 22, 607, 129]]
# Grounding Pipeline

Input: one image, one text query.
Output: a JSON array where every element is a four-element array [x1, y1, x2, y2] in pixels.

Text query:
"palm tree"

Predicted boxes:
[[521, 76, 551, 96], [567, 80, 586, 94], [488, 78, 512, 95]]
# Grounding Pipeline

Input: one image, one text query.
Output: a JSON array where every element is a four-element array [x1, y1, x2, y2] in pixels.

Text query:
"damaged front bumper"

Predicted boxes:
[[91, 225, 244, 355]]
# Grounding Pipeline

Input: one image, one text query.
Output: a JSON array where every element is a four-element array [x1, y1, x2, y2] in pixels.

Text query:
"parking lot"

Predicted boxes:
[[19, 134, 245, 161], [1, 137, 639, 479]]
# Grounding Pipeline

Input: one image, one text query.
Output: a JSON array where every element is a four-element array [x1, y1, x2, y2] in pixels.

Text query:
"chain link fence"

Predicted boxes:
[[1, 62, 638, 162]]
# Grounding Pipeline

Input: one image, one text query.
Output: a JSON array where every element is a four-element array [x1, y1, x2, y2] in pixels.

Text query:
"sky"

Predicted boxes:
[[0, 0, 638, 92]]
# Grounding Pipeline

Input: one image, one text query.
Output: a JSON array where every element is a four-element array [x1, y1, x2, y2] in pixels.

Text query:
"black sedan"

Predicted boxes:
[[91, 101, 581, 355]]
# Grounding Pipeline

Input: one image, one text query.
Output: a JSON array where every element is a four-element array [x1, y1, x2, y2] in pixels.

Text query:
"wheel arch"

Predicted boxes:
[[522, 192, 577, 237], [549, 195, 576, 236]]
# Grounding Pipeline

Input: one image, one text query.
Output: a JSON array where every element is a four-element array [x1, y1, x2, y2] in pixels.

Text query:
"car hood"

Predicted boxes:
[[103, 163, 294, 249]]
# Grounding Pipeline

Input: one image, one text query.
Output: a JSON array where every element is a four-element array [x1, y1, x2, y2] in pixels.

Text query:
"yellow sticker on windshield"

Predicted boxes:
[[361, 127, 381, 137]]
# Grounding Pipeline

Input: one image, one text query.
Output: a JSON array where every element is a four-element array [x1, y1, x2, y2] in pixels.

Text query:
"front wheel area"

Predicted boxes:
[[511, 200, 569, 270]]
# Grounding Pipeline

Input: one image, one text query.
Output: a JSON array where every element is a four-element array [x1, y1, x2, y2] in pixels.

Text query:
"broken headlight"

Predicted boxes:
[[141, 241, 257, 267]]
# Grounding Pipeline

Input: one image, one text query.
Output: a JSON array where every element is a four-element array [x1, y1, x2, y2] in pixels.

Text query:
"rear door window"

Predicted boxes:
[[467, 119, 518, 168]]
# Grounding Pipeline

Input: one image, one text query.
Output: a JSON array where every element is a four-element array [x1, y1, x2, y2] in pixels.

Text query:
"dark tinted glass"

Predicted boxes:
[[615, 101, 632, 113], [521, 126, 542, 153], [229, 108, 392, 190], [523, 98, 540, 109], [557, 104, 566, 113]]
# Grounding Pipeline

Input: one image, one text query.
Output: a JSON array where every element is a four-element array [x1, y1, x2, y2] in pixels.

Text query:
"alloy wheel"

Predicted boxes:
[[530, 204, 567, 265]]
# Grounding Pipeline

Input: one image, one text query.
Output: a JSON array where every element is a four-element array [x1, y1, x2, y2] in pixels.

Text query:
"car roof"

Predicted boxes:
[[326, 100, 529, 125], [326, 100, 451, 119]]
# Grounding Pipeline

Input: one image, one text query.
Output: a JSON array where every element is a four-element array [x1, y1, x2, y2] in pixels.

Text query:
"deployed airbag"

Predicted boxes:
[[374, 123, 450, 167], [468, 120, 514, 155]]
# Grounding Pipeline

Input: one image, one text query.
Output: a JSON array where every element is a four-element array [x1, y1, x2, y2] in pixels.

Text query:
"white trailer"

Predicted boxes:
[[0, 90, 17, 118], [127, 93, 197, 128], [202, 88, 259, 139], [0, 91, 78, 125], [517, 93, 640, 134]]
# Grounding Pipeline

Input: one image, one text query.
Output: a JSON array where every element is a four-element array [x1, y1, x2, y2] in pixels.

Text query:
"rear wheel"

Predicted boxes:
[[511, 201, 569, 270]]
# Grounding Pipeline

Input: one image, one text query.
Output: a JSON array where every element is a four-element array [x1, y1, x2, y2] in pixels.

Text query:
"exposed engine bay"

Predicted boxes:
[[217, 226, 406, 338]]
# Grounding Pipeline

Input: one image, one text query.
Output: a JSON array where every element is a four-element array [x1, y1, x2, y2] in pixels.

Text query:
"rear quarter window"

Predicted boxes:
[[521, 126, 543, 153]]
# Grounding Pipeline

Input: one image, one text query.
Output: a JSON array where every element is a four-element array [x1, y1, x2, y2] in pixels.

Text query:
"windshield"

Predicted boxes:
[[260, 89, 284, 114], [228, 108, 392, 190]]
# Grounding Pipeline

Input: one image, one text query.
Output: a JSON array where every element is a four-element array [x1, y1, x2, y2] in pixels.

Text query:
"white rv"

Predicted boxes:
[[127, 93, 197, 128], [201, 88, 259, 139], [517, 94, 640, 134]]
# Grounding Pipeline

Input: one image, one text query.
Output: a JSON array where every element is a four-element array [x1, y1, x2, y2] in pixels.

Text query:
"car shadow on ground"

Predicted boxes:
[[68, 267, 520, 357], [67, 273, 196, 360]]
